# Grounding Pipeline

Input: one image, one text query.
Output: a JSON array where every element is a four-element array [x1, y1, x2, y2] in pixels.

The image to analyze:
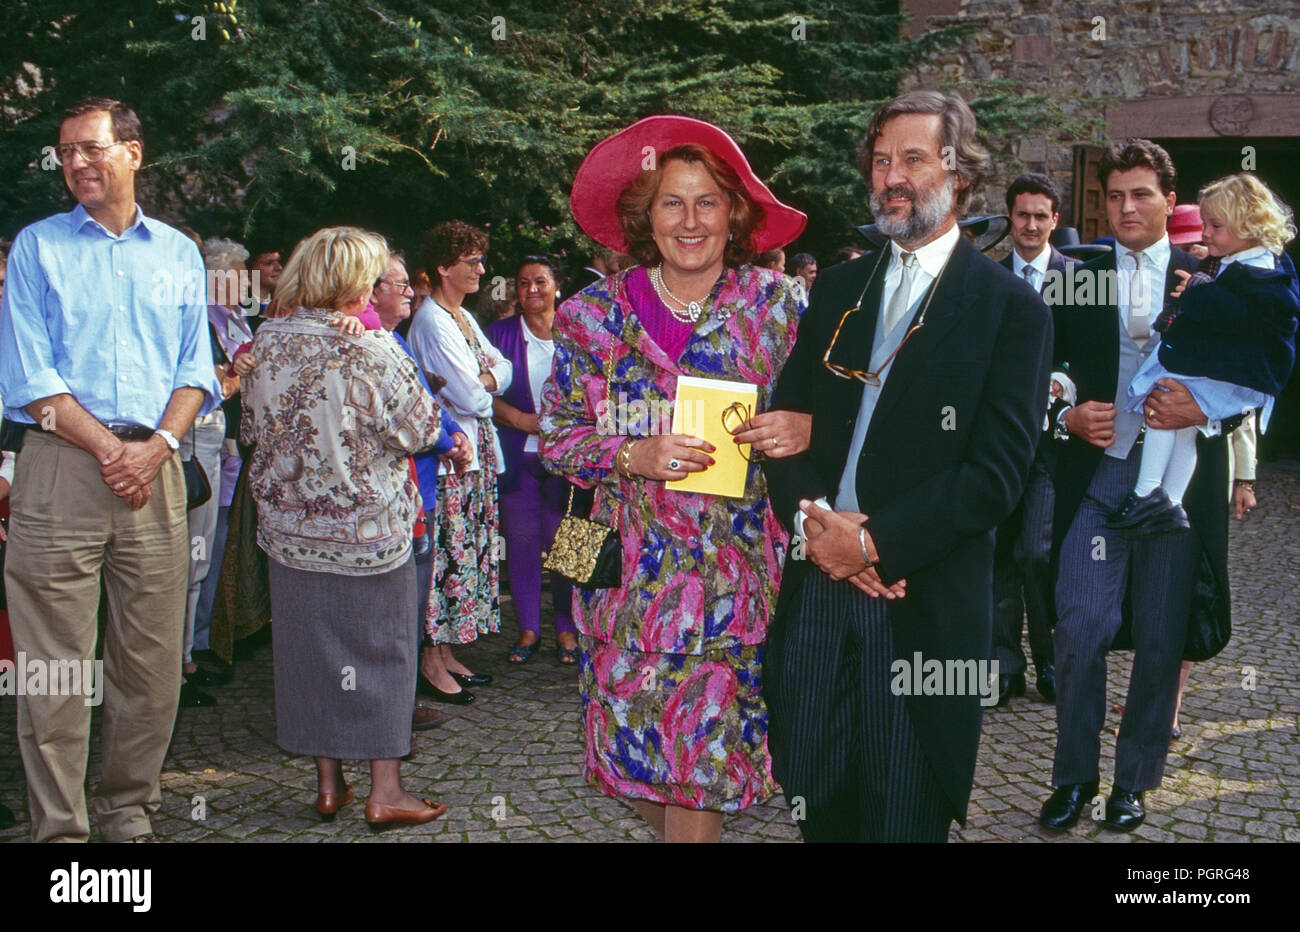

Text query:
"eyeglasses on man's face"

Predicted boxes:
[[456, 256, 486, 269], [377, 278, 412, 292], [53, 140, 129, 165]]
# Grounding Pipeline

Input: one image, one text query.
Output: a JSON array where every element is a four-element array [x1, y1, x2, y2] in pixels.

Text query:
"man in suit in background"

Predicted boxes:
[[1041, 138, 1233, 833], [991, 174, 1076, 706], [572, 247, 621, 292], [763, 90, 1052, 842]]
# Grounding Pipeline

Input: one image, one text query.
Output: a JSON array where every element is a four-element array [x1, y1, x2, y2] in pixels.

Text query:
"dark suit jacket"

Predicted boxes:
[[764, 235, 1054, 819], [1049, 246, 1234, 656], [1001, 246, 1078, 471], [1160, 252, 1300, 395], [570, 267, 605, 295]]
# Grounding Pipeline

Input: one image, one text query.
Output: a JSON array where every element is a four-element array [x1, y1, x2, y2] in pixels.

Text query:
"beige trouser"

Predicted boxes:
[[5, 430, 188, 842]]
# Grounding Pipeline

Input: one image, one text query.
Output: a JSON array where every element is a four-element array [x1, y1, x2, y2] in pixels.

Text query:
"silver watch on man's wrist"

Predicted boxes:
[[154, 429, 180, 454]]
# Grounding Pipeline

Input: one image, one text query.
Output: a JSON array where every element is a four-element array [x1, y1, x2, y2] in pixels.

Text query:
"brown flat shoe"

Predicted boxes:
[[364, 797, 448, 829], [413, 705, 449, 731], [316, 784, 355, 819]]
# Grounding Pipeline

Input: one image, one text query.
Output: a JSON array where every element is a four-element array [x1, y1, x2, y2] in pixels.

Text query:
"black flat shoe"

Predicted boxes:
[[1104, 489, 1191, 538], [1039, 780, 1099, 831], [1036, 665, 1056, 703], [184, 667, 229, 688], [1170, 724, 1182, 740], [995, 672, 1025, 707], [451, 671, 492, 687], [179, 682, 217, 708], [1101, 787, 1145, 832], [416, 674, 475, 705]]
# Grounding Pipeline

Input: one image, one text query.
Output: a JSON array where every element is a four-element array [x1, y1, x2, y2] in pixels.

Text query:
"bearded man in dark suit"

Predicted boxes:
[[762, 91, 1053, 842]]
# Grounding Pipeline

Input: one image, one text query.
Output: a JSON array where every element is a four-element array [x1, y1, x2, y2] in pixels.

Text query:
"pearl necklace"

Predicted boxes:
[[650, 265, 710, 323]]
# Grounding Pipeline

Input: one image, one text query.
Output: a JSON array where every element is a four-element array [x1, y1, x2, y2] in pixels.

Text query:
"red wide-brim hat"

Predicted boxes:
[[570, 115, 807, 255]]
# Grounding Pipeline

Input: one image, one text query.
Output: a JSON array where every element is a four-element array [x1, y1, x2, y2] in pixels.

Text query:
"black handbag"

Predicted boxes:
[[183, 424, 212, 511]]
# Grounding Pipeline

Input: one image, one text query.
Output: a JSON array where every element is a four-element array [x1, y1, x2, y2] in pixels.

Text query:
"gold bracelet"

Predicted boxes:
[[617, 438, 637, 479]]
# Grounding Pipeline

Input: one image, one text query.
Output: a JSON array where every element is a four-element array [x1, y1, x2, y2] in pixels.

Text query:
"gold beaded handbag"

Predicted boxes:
[[542, 347, 622, 589]]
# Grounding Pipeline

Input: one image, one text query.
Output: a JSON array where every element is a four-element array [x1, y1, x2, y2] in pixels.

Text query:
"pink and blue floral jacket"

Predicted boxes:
[[539, 265, 804, 655]]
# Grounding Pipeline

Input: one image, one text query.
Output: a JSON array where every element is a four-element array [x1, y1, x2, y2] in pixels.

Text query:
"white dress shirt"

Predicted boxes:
[[406, 296, 512, 475], [879, 222, 961, 330], [1116, 234, 1171, 336]]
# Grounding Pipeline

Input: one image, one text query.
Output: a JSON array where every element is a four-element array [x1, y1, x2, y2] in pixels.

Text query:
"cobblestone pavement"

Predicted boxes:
[[1, 466, 1296, 843]]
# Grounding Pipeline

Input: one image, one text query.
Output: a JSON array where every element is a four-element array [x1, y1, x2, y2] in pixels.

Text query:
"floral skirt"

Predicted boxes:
[[577, 635, 776, 812], [425, 464, 501, 646]]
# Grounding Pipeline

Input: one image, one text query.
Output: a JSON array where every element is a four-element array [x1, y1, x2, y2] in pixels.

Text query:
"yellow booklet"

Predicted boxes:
[[666, 375, 759, 499]]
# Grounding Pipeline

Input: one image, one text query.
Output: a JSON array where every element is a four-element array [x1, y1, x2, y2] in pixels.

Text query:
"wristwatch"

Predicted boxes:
[[154, 429, 180, 454]]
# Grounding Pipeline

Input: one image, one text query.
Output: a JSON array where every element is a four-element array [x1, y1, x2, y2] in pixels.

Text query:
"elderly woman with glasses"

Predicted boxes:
[[539, 116, 811, 842], [241, 226, 449, 827], [406, 221, 511, 706]]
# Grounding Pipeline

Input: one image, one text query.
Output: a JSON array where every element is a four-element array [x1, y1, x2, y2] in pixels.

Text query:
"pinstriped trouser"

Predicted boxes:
[[1052, 450, 1195, 791], [769, 570, 954, 843]]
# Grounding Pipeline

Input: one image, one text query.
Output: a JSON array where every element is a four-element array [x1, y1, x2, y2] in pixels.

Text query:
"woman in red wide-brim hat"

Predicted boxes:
[[539, 115, 811, 842]]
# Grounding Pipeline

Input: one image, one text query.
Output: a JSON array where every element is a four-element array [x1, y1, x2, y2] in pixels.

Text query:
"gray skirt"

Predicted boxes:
[[268, 556, 418, 760]]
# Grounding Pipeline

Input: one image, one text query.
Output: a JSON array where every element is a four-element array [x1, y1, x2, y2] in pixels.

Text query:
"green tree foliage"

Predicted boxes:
[[1, 0, 1087, 278]]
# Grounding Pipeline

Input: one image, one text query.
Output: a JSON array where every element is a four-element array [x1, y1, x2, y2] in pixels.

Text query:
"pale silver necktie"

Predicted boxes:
[[1022, 264, 1037, 291], [1127, 250, 1150, 342], [884, 251, 918, 333]]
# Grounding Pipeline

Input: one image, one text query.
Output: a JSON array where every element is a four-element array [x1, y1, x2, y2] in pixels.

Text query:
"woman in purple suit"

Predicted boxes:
[[487, 256, 579, 665]]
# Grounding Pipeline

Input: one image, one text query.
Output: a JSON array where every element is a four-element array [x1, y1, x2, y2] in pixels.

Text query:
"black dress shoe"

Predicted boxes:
[[1170, 723, 1182, 740], [179, 682, 217, 708], [416, 673, 474, 705], [995, 672, 1026, 707], [451, 671, 492, 687], [184, 666, 230, 688], [1039, 780, 1099, 831], [1101, 787, 1145, 832], [1104, 488, 1191, 538], [1036, 665, 1057, 703]]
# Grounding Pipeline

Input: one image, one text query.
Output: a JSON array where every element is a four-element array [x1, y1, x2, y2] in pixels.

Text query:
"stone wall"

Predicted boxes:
[[899, 0, 1300, 232]]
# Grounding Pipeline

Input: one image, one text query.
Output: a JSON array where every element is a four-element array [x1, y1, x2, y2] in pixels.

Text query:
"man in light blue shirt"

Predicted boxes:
[[0, 96, 221, 843]]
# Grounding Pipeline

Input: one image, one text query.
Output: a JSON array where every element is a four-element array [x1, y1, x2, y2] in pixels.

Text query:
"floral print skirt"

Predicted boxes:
[[577, 635, 777, 812], [425, 463, 501, 646]]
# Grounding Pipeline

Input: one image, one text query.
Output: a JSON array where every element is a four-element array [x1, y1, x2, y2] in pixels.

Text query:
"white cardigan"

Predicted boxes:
[[407, 296, 512, 475]]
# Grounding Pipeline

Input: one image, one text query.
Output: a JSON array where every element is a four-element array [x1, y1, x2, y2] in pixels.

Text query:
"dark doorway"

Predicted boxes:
[[1156, 137, 1300, 464]]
